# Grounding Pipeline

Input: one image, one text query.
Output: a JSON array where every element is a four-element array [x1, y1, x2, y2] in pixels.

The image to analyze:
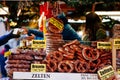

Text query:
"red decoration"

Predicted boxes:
[[39, 2, 54, 31], [40, 2, 53, 19]]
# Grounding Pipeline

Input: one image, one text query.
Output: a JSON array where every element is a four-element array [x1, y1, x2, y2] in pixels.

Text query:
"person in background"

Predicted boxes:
[[0, 20, 8, 55], [0, 30, 20, 78], [0, 19, 18, 78], [5, 27, 37, 49], [0, 27, 37, 78], [82, 12, 107, 41]]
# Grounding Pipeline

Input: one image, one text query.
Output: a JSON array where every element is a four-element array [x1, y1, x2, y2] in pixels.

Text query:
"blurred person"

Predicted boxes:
[[0, 27, 36, 78], [82, 12, 107, 41], [0, 20, 20, 78], [0, 30, 20, 78], [5, 28, 36, 49], [0, 21, 6, 36], [0, 21, 7, 54]]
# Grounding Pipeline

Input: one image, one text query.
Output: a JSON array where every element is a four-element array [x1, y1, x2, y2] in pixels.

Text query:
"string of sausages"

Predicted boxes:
[[5, 48, 46, 78], [43, 39, 112, 73]]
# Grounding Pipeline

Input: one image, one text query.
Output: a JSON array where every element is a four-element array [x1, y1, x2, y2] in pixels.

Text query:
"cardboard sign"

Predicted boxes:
[[31, 64, 46, 72], [117, 69, 120, 74], [31, 40, 46, 48], [97, 42, 112, 49], [49, 17, 64, 30], [97, 66, 116, 80], [114, 39, 120, 46]]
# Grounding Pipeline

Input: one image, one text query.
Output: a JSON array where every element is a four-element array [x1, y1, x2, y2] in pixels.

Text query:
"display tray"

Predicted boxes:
[[4, 39, 113, 80]]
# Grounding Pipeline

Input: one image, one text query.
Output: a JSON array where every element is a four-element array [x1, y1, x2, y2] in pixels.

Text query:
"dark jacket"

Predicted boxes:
[[57, 13, 81, 41], [0, 32, 13, 46], [62, 24, 81, 41]]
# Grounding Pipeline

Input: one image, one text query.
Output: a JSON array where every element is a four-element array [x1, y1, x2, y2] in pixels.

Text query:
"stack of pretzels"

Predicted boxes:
[[43, 40, 112, 73], [45, 17, 64, 53]]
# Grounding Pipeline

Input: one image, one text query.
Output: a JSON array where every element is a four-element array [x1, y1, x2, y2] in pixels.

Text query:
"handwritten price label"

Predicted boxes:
[[114, 39, 120, 46], [97, 42, 112, 49], [97, 66, 115, 80], [49, 17, 64, 30], [31, 64, 46, 72], [31, 40, 46, 48]]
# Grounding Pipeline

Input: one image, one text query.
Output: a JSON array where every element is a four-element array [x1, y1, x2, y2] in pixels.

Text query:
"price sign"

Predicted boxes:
[[113, 39, 120, 49], [97, 42, 112, 49], [49, 17, 64, 30], [117, 69, 120, 75], [114, 39, 120, 46], [97, 65, 115, 80], [31, 40, 46, 48], [31, 64, 46, 72]]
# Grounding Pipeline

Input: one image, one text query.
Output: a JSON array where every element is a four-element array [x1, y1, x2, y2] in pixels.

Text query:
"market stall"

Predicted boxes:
[[0, 0, 120, 80]]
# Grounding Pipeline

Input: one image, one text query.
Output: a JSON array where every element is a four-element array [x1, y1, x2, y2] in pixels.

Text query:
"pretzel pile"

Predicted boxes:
[[43, 40, 112, 73]]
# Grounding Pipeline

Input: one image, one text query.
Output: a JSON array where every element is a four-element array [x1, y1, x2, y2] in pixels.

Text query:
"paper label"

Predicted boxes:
[[31, 64, 46, 72], [97, 66, 115, 80], [117, 69, 120, 74], [114, 39, 120, 46], [31, 40, 46, 48], [49, 17, 64, 30], [97, 42, 112, 49]]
